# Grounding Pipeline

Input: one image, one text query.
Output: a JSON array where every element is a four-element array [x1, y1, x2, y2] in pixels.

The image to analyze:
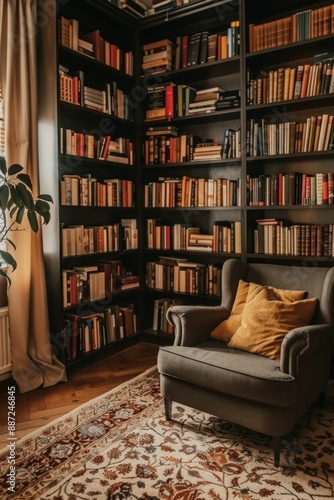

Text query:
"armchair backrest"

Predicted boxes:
[[221, 259, 334, 327]]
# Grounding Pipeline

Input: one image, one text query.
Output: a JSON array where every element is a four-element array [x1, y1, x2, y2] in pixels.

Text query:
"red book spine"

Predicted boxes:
[[181, 35, 188, 68], [165, 84, 175, 119]]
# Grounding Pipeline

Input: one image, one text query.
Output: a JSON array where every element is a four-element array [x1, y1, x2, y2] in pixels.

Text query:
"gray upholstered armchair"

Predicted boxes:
[[157, 259, 334, 466]]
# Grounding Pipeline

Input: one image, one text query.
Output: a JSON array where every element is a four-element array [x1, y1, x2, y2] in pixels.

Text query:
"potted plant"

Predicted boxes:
[[0, 156, 53, 285]]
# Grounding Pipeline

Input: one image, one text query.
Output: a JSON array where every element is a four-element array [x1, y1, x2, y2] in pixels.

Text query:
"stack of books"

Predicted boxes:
[[188, 87, 224, 115], [186, 233, 214, 252], [120, 0, 152, 18], [216, 89, 241, 110], [142, 39, 173, 75], [144, 81, 175, 120], [149, 0, 176, 14], [192, 142, 223, 161], [83, 85, 106, 112]]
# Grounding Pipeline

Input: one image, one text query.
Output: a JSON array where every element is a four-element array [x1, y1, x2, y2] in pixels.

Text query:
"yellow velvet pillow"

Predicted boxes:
[[211, 280, 306, 341], [227, 287, 317, 360]]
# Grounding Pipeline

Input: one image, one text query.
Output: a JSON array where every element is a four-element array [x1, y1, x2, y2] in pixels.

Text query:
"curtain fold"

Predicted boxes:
[[0, 0, 67, 392]]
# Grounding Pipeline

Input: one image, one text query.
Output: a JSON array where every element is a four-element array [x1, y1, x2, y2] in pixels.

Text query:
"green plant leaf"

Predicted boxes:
[[0, 250, 17, 270], [27, 210, 38, 232], [0, 185, 9, 211], [5, 238, 16, 250], [9, 205, 18, 218], [35, 199, 51, 214], [16, 183, 34, 210], [15, 205, 25, 225], [41, 211, 51, 225], [37, 193, 53, 203], [8, 163, 23, 176], [0, 157, 7, 175], [17, 173, 33, 190], [9, 184, 23, 207]]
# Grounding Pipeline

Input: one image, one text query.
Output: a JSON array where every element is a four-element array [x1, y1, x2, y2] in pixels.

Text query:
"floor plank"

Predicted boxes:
[[0, 342, 160, 449]]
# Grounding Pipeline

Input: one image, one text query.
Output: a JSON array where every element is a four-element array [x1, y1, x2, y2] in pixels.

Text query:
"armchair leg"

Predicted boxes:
[[164, 398, 172, 420], [273, 436, 281, 467]]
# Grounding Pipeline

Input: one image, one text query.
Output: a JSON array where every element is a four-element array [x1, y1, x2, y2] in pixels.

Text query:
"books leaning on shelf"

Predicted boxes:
[[64, 302, 137, 360], [146, 258, 222, 296], [247, 171, 334, 207], [144, 175, 241, 208], [143, 128, 194, 164], [144, 81, 196, 120], [62, 224, 122, 257], [247, 57, 334, 106], [246, 114, 334, 156], [59, 17, 134, 75], [60, 177, 134, 208], [252, 219, 334, 257], [63, 265, 106, 307], [60, 66, 134, 112], [152, 298, 184, 334], [59, 129, 134, 164], [248, 4, 334, 53]]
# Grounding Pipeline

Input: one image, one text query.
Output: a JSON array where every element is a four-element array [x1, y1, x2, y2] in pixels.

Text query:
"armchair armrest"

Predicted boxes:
[[167, 304, 230, 346], [280, 324, 333, 376]]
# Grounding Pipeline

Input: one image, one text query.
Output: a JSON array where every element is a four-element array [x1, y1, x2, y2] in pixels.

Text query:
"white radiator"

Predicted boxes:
[[0, 306, 11, 375]]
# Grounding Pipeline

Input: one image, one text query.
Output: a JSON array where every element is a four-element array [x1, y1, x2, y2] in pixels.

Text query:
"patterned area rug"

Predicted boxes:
[[0, 367, 333, 499]]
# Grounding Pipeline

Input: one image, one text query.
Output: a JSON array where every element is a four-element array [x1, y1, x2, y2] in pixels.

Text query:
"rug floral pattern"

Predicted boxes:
[[0, 367, 333, 499]]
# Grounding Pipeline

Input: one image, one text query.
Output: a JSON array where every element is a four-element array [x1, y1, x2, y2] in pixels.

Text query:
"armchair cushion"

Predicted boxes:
[[211, 279, 306, 341], [227, 285, 318, 360]]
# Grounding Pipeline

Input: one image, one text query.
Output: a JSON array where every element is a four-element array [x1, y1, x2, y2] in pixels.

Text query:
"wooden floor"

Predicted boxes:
[[0, 341, 160, 450]]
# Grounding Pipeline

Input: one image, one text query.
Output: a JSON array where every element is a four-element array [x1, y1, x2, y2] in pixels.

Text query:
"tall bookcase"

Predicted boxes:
[[37, 0, 142, 366], [37, 0, 334, 368], [137, 1, 244, 336]]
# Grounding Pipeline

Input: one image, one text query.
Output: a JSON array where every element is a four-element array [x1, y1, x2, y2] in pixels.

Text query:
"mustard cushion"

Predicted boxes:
[[211, 280, 306, 341], [227, 287, 317, 360]]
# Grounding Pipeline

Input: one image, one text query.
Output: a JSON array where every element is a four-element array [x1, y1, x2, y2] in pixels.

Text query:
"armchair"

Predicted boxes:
[[157, 259, 334, 466]]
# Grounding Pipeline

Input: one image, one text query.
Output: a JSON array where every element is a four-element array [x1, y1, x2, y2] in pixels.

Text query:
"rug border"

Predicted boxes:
[[0, 365, 158, 455]]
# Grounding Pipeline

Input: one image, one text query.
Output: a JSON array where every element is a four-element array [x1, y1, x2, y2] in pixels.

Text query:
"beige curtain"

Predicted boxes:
[[0, 0, 66, 392]]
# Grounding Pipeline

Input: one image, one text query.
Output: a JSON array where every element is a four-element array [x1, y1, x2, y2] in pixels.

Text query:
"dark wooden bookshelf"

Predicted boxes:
[[37, 0, 334, 368]]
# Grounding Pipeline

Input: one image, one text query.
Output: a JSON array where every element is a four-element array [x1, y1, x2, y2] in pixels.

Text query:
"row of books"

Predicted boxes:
[[144, 82, 238, 120], [143, 128, 241, 165], [247, 172, 334, 207], [249, 4, 334, 53], [62, 219, 138, 257], [142, 22, 239, 76], [246, 114, 334, 157], [63, 261, 139, 307], [152, 298, 184, 334], [252, 219, 334, 257], [59, 129, 135, 164], [59, 17, 133, 75], [143, 129, 193, 164], [146, 219, 242, 253], [59, 66, 134, 120], [64, 303, 137, 360], [247, 57, 334, 106], [146, 257, 222, 296], [144, 176, 241, 208], [60, 175, 134, 208]]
